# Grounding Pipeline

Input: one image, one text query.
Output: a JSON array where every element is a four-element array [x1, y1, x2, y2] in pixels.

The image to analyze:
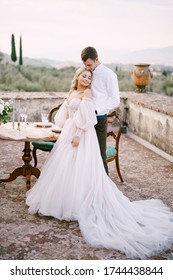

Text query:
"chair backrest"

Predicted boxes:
[[106, 111, 123, 182], [48, 104, 62, 123], [107, 111, 122, 150]]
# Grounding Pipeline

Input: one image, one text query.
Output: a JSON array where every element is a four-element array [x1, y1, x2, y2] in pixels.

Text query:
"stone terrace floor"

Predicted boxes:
[[0, 133, 173, 260]]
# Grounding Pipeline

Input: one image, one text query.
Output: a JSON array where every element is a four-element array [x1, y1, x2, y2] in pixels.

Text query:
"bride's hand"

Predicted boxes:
[[71, 136, 80, 147], [84, 89, 92, 99]]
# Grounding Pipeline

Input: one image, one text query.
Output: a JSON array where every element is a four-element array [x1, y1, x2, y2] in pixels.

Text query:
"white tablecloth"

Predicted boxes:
[[0, 122, 61, 141]]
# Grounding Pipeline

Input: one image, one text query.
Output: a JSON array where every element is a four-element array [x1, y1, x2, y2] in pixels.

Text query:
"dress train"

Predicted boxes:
[[26, 97, 173, 259]]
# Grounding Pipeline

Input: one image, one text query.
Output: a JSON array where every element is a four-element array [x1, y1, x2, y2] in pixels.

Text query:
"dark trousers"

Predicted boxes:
[[95, 116, 108, 175]]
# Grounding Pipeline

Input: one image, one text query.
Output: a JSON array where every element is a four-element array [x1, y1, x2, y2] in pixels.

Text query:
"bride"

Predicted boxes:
[[26, 67, 173, 259]]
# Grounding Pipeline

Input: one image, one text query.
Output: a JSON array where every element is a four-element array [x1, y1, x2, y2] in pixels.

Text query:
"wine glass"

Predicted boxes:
[[20, 113, 28, 122], [20, 108, 28, 128], [41, 107, 49, 128]]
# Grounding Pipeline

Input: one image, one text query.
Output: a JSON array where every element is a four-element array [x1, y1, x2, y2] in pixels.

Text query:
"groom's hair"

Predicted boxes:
[[81, 46, 98, 61]]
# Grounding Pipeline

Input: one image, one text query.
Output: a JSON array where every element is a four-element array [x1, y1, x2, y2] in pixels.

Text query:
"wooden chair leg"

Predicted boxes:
[[32, 147, 38, 167], [115, 156, 123, 182]]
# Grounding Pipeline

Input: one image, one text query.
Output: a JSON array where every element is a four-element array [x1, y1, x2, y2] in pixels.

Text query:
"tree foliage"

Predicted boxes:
[[0, 51, 4, 63], [0, 63, 172, 97], [0, 64, 76, 92], [11, 34, 17, 62], [19, 35, 23, 66]]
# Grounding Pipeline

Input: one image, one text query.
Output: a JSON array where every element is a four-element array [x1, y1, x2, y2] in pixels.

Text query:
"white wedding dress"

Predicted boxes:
[[26, 97, 173, 259]]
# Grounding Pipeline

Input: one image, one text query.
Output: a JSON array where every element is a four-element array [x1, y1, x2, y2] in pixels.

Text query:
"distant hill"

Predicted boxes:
[[122, 46, 173, 65], [1, 45, 173, 67], [1, 52, 81, 68], [1, 52, 54, 68]]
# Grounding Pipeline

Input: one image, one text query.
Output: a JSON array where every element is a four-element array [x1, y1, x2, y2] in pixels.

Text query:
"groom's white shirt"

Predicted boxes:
[[91, 63, 120, 116]]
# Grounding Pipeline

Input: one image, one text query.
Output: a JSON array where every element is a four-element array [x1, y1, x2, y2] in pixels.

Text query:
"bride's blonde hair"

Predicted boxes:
[[70, 67, 92, 92]]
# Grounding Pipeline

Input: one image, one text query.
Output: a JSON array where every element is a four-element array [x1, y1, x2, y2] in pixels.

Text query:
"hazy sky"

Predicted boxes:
[[0, 0, 173, 62]]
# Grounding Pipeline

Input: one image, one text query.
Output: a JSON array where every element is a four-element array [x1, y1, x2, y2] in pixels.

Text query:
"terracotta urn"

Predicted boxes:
[[131, 63, 153, 93]]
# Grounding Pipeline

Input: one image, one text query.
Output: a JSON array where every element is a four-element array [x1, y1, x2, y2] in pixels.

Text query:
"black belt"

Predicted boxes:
[[97, 114, 107, 119]]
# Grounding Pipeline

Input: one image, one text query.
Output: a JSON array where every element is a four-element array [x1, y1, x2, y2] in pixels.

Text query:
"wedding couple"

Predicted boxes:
[[26, 46, 173, 259]]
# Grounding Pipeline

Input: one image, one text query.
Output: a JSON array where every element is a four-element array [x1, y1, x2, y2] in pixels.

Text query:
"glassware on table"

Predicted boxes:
[[20, 111, 28, 128], [20, 113, 28, 122], [41, 107, 49, 128]]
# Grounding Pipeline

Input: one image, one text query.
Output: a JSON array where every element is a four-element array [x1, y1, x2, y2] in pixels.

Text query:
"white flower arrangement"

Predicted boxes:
[[0, 98, 15, 124]]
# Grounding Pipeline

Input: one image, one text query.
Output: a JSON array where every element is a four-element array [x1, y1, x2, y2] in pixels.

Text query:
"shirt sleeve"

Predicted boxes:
[[106, 72, 120, 112], [93, 68, 120, 115], [99, 72, 120, 115]]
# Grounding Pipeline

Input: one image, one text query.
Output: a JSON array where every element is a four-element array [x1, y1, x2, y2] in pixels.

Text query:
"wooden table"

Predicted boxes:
[[0, 122, 59, 190]]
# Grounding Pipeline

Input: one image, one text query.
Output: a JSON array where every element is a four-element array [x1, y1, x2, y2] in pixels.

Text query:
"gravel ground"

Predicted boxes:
[[0, 134, 173, 260]]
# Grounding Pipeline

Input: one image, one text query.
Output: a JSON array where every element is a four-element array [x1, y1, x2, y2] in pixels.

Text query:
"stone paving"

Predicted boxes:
[[0, 134, 173, 260]]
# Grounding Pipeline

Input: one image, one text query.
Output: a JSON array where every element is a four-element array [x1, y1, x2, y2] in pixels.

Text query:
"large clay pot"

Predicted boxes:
[[131, 64, 153, 93]]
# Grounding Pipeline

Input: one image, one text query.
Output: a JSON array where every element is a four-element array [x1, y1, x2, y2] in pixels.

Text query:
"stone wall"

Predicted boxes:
[[120, 92, 173, 156], [0, 92, 67, 122], [1, 91, 173, 156]]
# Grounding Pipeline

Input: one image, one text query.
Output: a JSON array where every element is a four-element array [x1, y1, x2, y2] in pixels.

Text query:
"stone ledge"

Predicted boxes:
[[1, 91, 173, 118], [120, 92, 173, 117], [120, 92, 173, 156], [0, 92, 67, 100]]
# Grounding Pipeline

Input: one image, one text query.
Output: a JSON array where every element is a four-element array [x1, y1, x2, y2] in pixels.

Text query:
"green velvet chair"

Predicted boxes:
[[32, 107, 123, 182], [106, 111, 123, 182], [32, 104, 61, 167]]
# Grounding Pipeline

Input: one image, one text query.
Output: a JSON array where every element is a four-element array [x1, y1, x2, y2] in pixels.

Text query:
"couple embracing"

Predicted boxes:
[[26, 46, 173, 259]]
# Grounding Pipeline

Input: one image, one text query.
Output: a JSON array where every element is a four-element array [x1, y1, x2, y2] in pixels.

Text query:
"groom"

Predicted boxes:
[[81, 46, 120, 175]]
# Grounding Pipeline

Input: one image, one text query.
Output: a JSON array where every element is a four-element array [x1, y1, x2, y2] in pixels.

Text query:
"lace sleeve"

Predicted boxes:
[[74, 97, 97, 136], [54, 99, 68, 128], [75, 128, 83, 138]]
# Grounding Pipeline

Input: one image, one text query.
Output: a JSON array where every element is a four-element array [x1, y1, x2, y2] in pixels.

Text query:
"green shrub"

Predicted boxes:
[[0, 63, 172, 97]]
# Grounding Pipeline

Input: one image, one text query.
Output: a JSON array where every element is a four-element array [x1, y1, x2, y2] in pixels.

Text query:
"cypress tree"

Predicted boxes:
[[0, 51, 4, 63], [19, 35, 23, 65], [11, 34, 17, 62]]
